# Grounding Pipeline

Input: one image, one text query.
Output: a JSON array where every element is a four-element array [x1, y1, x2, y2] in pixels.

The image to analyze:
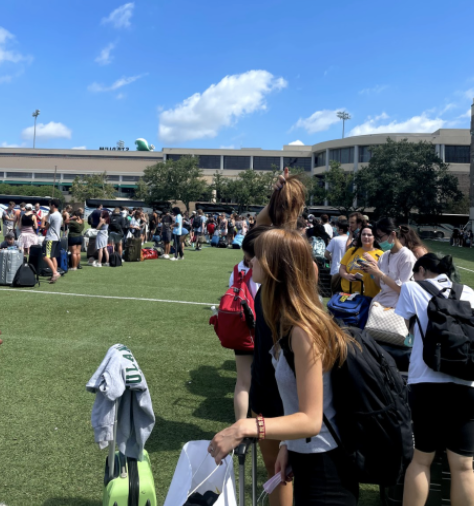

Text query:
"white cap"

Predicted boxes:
[[25, 203, 33, 210]]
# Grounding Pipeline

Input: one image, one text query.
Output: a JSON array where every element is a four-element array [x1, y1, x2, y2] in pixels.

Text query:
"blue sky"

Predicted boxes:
[[0, 0, 473, 151]]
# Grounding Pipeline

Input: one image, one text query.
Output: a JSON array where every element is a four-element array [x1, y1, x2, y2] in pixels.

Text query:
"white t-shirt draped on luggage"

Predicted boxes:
[[228, 260, 260, 299], [395, 275, 474, 388]]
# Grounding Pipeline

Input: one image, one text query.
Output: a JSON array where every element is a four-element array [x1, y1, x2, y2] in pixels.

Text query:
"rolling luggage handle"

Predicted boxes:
[[234, 438, 258, 506], [349, 279, 364, 295]]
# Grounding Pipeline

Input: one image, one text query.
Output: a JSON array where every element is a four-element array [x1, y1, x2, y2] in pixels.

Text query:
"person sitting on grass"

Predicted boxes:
[[209, 228, 359, 505], [0, 231, 20, 249]]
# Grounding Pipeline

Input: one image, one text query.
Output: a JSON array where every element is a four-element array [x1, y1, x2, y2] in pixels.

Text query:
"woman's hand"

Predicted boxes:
[[361, 258, 381, 276], [208, 421, 246, 465], [275, 445, 293, 484], [273, 167, 289, 190], [345, 273, 358, 282]]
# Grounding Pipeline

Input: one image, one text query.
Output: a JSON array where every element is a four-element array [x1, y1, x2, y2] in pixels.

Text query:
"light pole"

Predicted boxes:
[[337, 111, 351, 139], [32, 109, 40, 148], [469, 98, 474, 233]]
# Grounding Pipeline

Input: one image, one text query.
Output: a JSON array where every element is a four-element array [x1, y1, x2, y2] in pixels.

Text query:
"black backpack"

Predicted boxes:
[[109, 251, 123, 267], [193, 216, 201, 230], [416, 280, 474, 381], [109, 214, 123, 234], [280, 326, 413, 486], [12, 261, 40, 287]]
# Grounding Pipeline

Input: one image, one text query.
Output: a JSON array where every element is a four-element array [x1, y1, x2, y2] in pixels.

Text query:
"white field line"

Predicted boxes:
[[457, 266, 474, 274], [0, 288, 214, 306]]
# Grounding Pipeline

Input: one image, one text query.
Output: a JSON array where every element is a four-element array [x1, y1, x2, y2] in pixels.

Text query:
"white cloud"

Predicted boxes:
[[88, 74, 147, 92], [158, 70, 287, 143], [293, 109, 343, 134], [95, 42, 116, 65], [459, 109, 471, 119], [349, 112, 445, 137], [116, 93, 126, 100], [0, 75, 12, 84], [21, 122, 72, 141], [0, 27, 32, 65], [101, 3, 134, 29], [220, 145, 235, 149], [1, 141, 21, 147], [288, 140, 305, 146], [359, 85, 388, 95], [72, 146, 87, 150], [465, 87, 474, 100]]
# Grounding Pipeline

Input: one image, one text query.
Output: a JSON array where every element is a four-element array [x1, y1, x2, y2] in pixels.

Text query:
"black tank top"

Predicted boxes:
[[21, 213, 35, 227]]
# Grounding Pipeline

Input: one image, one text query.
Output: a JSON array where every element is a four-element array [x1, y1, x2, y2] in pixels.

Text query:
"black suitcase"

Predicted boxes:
[[235, 438, 258, 506], [28, 245, 44, 273]]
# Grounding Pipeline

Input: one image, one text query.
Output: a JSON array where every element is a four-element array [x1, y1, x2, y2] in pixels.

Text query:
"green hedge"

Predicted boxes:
[[0, 183, 64, 201]]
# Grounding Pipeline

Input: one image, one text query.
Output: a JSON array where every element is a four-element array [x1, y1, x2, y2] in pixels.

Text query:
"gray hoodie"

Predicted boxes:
[[86, 343, 155, 461]]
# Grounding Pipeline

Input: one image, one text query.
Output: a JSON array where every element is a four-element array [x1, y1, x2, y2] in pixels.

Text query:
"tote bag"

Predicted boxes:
[[365, 301, 408, 346], [164, 440, 237, 506]]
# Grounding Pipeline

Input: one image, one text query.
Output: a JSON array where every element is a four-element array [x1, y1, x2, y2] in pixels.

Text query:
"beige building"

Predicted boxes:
[[0, 128, 470, 197]]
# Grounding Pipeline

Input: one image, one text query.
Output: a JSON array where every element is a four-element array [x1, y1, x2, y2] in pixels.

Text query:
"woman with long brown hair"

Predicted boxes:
[[209, 228, 358, 505], [398, 225, 428, 259]]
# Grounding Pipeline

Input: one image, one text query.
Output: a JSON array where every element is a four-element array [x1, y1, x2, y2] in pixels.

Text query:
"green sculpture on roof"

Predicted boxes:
[[135, 138, 155, 152]]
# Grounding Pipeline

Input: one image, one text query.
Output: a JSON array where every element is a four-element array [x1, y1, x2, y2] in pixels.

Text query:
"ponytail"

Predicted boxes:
[[413, 253, 460, 282]]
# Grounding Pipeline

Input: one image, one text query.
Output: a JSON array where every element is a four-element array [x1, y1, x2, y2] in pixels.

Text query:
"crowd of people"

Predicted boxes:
[[206, 171, 474, 506]]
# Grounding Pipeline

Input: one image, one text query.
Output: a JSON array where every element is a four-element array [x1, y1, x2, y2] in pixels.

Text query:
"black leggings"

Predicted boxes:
[[173, 234, 183, 259], [289, 449, 359, 505]]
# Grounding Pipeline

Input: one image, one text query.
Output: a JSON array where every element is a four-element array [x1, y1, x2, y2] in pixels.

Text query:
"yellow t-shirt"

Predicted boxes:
[[340, 247, 383, 298]]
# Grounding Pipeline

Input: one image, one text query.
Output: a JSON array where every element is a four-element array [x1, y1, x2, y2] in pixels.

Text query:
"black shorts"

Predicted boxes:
[[42, 240, 60, 259], [234, 349, 254, 356], [162, 229, 171, 243], [409, 382, 474, 457], [68, 236, 83, 247]]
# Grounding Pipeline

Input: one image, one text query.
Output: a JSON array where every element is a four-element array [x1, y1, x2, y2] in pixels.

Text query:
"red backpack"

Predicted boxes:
[[209, 265, 256, 351]]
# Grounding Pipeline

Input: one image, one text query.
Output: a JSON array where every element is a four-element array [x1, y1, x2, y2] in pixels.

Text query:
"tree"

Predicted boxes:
[[0, 183, 64, 202], [140, 156, 209, 210], [355, 139, 463, 221], [325, 160, 358, 212], [70, 172, 117, 202], [221, 169, 276, 211]]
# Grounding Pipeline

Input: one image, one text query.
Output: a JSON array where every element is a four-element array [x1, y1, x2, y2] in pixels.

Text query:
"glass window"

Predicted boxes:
[[167, 154, 183, 161], [6, 172, 32, 178], [315, 151, 326, 167], [34, 173, 55, 179], [107, 175, 120, 181], [283, 157, 311, 171], [63, 174, 85, 180], [329, 148, 354, 164], [358, 146, 373, 163], [445, 145, 470, 164], [224, 156, 251, 170], [122, 176, 140, 182], [197, 155, 221, 169], [253, 156, 281, 171]]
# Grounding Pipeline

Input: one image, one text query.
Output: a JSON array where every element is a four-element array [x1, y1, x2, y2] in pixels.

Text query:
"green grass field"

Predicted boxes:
[[0, 239, 472, 506]]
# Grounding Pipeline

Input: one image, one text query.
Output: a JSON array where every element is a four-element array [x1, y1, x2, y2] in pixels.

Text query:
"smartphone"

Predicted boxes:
[[354, 272, 364, 280], [356, 259, 368, 267]]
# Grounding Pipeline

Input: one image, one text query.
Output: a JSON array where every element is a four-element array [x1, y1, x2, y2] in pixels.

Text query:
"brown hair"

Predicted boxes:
[[72, 208, 84, 217], [255, 228, 351, 371], [268, 175, 306, 228], [399, 225, 428, 253]]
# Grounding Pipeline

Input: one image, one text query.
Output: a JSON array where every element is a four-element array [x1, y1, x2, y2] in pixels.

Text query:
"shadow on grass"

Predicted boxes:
[[43, 499, 101, 506], [146, 416, 216, 453], [185, 365, 235, 423]]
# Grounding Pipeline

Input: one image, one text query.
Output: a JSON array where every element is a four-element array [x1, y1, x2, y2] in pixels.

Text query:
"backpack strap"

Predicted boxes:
[[233, 265, 240, 285]]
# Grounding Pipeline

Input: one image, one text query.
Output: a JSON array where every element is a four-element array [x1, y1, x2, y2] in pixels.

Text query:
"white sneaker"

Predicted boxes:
[[93, 263, 102, 268], [170, 257, 177, 261], [104, 263, 110, 267], [179, 256, 185, 260], [163, 254, 170, 259]]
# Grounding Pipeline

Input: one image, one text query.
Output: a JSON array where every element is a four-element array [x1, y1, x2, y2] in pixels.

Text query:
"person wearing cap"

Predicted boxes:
[[18, 204, 38, 254]]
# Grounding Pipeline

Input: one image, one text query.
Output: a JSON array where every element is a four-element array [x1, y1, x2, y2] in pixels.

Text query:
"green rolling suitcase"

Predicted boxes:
[[103, 399, 157, 506]]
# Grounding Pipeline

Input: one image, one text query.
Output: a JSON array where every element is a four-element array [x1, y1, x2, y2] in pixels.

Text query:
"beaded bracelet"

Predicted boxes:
[[256, 414, 266, 440]]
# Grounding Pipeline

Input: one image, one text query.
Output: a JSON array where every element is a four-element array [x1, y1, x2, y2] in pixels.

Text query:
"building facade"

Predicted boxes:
[[0, 128, 470, 197]]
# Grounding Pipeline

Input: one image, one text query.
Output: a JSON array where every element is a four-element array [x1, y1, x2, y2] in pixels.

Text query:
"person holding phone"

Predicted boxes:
[[339, 225, 382, 298]]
